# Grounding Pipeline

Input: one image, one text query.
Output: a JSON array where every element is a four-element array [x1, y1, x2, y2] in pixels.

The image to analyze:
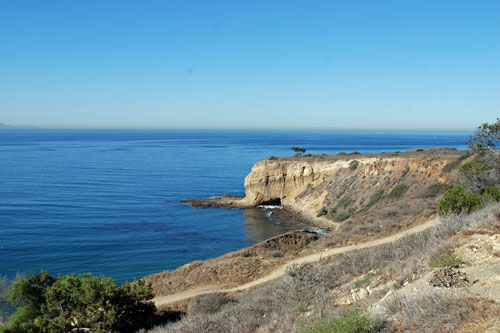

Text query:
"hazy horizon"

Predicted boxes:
[[0, 121, 476, 132]]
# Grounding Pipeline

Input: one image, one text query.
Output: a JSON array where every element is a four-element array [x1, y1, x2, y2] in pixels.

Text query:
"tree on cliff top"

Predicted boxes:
[[291, 146, 306, 156]]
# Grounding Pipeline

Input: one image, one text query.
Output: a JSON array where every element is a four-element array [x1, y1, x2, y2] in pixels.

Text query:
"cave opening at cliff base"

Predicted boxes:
[[259, 198, 282, 206]]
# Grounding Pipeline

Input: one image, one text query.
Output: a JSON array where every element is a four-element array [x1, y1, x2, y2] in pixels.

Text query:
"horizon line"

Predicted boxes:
[[0, 127, 474, 132], [0, 123, 474, 132]]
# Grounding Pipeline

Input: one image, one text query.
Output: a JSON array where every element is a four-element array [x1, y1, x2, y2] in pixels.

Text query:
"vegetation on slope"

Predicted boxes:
[[150, 205, 499, 332]]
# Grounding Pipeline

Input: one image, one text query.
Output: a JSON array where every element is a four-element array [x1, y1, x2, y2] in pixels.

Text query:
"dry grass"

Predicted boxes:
[[188, 293, 236, 315], [320, 199, 434, 249], [149, 204, 499, 332], [380, 290, 478, 332]]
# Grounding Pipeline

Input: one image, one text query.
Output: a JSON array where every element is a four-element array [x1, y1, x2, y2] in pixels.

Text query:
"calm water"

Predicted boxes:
[[0, 130, 469, 283]]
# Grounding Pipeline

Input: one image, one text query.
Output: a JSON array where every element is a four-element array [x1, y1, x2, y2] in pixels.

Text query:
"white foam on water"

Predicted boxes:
[[258, 205, 283, 210]]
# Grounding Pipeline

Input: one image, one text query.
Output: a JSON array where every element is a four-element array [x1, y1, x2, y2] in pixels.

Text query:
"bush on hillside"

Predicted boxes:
[[459, 160, 490, 174], [1, 271, 156, 333], [189, 293, 235, 315], [430, 252, 464, 269], [438, 184, 500, 216], [388, 184, 409, 200], [482, 185, 500, 202], [349, 160, 360, 170], [358, 190, 385, 214], [421, 183, 450, 198], [0, 277, 12, 326], [438, 186, 482, 216], [308, 307, 382, 333]]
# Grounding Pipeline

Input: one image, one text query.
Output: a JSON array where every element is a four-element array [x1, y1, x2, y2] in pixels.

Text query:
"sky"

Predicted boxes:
[[0, 1, 499, 130]]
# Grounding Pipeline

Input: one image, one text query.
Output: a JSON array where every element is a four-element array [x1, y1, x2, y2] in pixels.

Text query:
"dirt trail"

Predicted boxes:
[[154, 217, 439, 307]]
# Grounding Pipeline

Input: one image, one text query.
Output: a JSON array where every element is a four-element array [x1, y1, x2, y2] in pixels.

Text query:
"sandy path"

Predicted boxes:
[[154, 217, 439, 307]]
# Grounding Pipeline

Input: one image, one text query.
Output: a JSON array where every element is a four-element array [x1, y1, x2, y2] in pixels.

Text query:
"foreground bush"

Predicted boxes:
[[1, 271, 156, 333], [308, 307, 382, 333], [438, 186, 482, 216], [0, 277, 12, 326], [438, 185, 500, 216]]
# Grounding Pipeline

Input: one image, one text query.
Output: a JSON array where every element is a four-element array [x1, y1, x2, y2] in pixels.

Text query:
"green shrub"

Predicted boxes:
[[438, 185, 482, 216], [430, 252, 464, 268], [353, 276, 371, 289], [421, 183, 450, 198], [358, 190, 384, 213], [459, 160, 489, 174], [269, 156, 279, 160], [294, 302, 307, 313], [337, 196, 352, 208], [388, 184, 409, 200], [0, 277, 13, 326], [335, 211, 354, 222], [349, 160, 360, 171], [1, 271, 156, 333], [308, 307, 382, 333], [416, 148, 424, 152], [439, 185, 500, 216], [482, 185, 500, 203]]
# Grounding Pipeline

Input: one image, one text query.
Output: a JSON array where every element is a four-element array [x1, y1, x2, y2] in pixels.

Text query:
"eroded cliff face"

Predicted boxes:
[[240, 150, 464, 228]]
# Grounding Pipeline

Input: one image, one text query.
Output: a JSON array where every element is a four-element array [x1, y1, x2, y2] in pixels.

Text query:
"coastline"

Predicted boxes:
[[181, 196, 332, 231], [145, 148, 466, 305]]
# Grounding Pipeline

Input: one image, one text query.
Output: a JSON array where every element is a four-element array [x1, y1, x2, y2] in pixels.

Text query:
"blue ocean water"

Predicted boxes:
[[0, 130, 469, 283]]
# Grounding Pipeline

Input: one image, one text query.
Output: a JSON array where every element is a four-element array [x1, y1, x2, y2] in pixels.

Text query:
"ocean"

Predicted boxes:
[[0, 129, 469, 283]]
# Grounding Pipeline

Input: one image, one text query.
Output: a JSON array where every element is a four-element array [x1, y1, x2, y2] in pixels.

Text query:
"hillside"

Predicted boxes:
[[146, 147, 500, 332]]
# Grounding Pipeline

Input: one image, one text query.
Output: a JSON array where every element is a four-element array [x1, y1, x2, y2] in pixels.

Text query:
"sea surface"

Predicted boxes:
[[0, 130, 469, 283]]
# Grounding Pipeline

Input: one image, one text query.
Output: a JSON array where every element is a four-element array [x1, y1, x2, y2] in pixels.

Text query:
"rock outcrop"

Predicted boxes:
[[232, 150, 463, 228], [184, 149, 467, 231]]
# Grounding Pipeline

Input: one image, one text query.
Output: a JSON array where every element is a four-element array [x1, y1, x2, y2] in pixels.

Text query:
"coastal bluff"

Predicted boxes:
[[184, 148, 465, 230]]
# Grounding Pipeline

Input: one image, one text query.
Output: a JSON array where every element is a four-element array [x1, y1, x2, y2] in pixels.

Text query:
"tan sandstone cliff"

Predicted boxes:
[[232, 149, 464, 230]]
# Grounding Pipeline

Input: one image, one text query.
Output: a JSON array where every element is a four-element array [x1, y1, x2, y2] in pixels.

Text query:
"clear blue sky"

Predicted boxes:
[[1, 1, 498, 130]]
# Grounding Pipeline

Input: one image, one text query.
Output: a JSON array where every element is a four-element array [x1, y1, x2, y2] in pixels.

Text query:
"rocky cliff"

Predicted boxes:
[[235, 149, 465, 230], [184, 148, 467, 232]]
